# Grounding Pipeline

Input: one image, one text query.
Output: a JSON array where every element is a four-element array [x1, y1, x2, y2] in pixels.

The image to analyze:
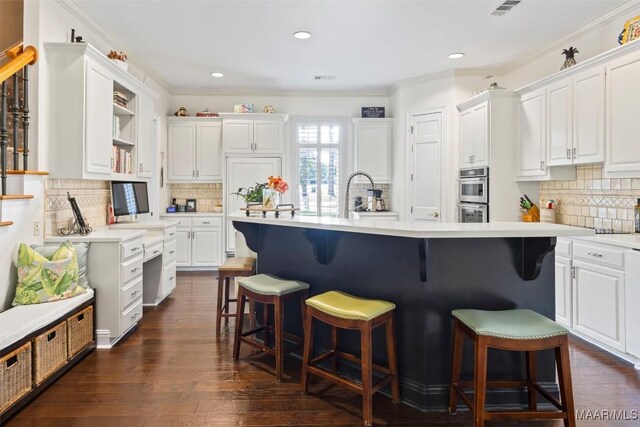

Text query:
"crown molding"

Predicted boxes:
[[54, 0, 173, 94], [498, 0, 640, 76], [389, 68, 497, 95], [171, 88, 390, 98]]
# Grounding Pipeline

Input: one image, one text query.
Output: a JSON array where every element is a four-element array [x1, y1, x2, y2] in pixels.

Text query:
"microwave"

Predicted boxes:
[[459, 167, 489, 204]]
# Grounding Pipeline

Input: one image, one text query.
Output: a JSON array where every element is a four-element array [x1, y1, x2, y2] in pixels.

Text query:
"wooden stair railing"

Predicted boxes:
[[0, 43, 37, 195]]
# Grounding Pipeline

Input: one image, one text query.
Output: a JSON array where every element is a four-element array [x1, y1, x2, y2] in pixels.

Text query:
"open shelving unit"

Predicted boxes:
[[111, 81, 137, 176]]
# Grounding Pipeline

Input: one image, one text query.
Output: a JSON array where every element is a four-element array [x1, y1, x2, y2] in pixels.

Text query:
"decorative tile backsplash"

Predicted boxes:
[[539, 165, 639, 232], [45, 179, 111, 236], [170, 183, 223, 212]]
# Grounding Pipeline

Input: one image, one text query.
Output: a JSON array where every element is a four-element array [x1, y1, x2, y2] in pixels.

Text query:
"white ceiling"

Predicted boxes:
[[74, 0, 625, 93]]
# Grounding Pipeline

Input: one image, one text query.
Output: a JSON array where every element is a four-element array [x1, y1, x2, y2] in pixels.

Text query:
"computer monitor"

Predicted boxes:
[[111, 181, 150, 217]]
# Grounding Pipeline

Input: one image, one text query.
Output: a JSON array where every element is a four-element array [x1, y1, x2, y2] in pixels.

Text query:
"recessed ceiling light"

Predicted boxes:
[[293, 31, 312, 40], [448, 52, 465, 59], [211, 72, 224, 78]]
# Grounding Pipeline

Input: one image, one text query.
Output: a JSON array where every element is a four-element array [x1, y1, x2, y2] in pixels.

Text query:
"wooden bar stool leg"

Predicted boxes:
[[526, 351, 538, 411], [224, 277, 231, 326], [449, 319, 464, 414], [361, 321, 373, 427], [385, 315, 400, 403], [330, 326, 338, 374], [263, 302, 270, 347], [473, 336, 488, 427], [249, 300, 256, 329], [233, 290, 247, 360], [215, 273, 225, 336], [275, 298, 284, 382], [301, 308, 314, 393], [556, 336, 576, 427]]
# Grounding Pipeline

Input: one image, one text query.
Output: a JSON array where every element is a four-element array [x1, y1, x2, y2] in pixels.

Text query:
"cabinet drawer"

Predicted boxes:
[[121, 298, 143, 333], [144, 241, 163, 262], [164, 226, 178, 240], [121, 276, 143, 310], [121, 238, 144, 261], [574, 242, 624, 269], [164, 239, 177, 265], [556, 238, 572, 257], [122, 256, 143, 284], [192, 217, 222, 228], [163, 262, 177, 296], [163, 217, 191, 228]]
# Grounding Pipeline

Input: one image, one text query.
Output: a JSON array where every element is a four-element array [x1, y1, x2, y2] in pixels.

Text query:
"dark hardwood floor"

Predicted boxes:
[[6, 272, 640, 426]]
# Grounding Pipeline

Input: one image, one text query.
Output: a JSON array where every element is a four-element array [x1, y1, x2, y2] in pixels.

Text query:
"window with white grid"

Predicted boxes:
[[295, 119, 343, 217]]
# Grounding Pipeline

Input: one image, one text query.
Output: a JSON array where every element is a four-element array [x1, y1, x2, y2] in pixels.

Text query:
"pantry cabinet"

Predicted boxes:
[[222, 114, 288, 154], [167, 118, 222, 182], [458, 101, 488, 168], [352, 118, 393, 183]]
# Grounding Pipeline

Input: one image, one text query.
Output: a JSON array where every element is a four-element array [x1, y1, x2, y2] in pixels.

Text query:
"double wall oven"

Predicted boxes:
[[458, 166, 489, 223]]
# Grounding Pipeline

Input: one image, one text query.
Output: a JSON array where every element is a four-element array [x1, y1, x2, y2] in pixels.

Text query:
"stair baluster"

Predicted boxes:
[[22, 66, 29, 171], [11, 73, 20, 170], [1, 81, 7, 195]]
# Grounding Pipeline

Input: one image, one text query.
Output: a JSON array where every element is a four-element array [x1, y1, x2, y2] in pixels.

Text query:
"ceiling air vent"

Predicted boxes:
[[490, 0, 522, 16], [314, 75, 336, 80]]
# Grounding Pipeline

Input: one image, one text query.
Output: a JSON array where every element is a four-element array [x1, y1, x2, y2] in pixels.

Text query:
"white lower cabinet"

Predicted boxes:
[[624, 250, 640, 360], [192, 230, 221, 267], [160, 215, 223, 268], [554, 255, 572, 328], [175, 229, 191, 267]]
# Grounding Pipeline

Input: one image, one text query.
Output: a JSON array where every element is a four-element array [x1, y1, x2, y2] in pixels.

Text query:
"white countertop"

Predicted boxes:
[[228, 212, 595, 239], [350, 211, 399, 216], [571, 233, 640, 251], [143, 233, 164, 247], [160, 212, 223, 217], [110, 219, 179, 229], [45, 227, 145, 243]]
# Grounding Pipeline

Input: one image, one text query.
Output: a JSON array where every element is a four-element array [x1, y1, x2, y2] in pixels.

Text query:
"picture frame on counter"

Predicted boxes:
[[186, 199, 197, 212]]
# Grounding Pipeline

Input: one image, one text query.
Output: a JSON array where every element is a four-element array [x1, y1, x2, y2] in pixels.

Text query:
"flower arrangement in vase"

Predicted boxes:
[[232, 182, 266, 206], [262, 176, 289, 208]]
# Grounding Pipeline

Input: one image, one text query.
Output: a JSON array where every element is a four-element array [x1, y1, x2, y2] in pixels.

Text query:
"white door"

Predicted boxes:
[[191, 230, 221, 267], [573, 260, 626, 351], [410, 112, 441, 222], [471, 102, 489, 167], [606, 49, 640, 174], [168, 124, 196, 181], [223, 120, 253, 153], [175, 229, 191, 267], [573, 67, 605, 164], [547, 79, 573, 166], [458, 109, 473, 169], [85, 59, 113, 175], [137, 95, 154, 178], [196, 122, 222, 181], [254, 121, 284, 154], [225, 157, 282, 252], [555, 255, 572, 328], [517, 89, 547, 177]]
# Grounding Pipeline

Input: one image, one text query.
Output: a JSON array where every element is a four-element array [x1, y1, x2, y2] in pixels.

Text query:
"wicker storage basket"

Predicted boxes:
[[67, 305, 94, 358], [0, 342, 32, 413], [33, 321, 68, 385]]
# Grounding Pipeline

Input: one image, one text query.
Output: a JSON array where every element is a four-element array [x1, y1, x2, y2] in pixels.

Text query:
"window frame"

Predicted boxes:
[[290, 116, 347, 218]]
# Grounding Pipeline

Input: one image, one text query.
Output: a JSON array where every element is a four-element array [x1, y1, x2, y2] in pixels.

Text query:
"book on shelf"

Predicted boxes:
[[112, 115, 120, 139], [111, 145, 132, 174]]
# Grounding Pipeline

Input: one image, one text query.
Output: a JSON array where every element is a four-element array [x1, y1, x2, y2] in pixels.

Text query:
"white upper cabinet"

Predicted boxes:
[[573, 67, 605, 164], [517, 89, 547, 177], [167, 119, 222, 182], [353, 118, 393, 183], [547, 79, 573, 166], [222, 114, 287, 154], [458, 102, 489, 168], [45, 42, 157, 181], [606, 48, 640, 176]]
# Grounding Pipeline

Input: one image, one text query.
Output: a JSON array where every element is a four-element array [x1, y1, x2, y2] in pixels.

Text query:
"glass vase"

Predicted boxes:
[[262, 189, 280, 209]]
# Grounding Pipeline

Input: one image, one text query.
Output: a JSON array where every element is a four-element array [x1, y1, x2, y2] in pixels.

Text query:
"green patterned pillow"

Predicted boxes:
[[13, 241, 86, 306]]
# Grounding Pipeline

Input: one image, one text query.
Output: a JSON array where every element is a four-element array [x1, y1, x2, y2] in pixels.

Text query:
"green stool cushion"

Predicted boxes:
[[306, 291, 395, 321], [238, 274, 309, 296], [452, 309, 567, 340]]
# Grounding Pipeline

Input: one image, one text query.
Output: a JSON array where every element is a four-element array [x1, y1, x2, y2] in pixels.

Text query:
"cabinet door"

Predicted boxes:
[[458, 109, 473, 168], [471, 102, 489, 167], [175, 229, 191, 267], [517, 89, 547, 177], [555, 255, 572, 328], [162, 262, 177, 296], [225, 157, 282, 252], [191, 229, 221, 267], [254, 120, 284, 154], [168, 123, 196, 181], [196, 122, 222, 181], [573, 260, 625, 351], [573, 67, 605, 164], [624, 250, 640, 358], [547, 79, 573, 166], [137, 95, 154, 178], [85, 59, 114, 175], [223, 120, 253, 153], [354, 120, 392, 183], [606, 49, 640, 174]]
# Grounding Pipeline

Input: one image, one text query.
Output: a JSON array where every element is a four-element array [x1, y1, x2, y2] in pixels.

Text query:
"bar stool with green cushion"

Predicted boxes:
[[232, 274, 309, 381], [449, 308, 576, 427], [301, 291, 400, 427], [216, 257, 256, 336]]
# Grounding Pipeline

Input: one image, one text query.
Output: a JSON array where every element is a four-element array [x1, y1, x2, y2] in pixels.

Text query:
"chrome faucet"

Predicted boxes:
[[344, 171, 375, 218]]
